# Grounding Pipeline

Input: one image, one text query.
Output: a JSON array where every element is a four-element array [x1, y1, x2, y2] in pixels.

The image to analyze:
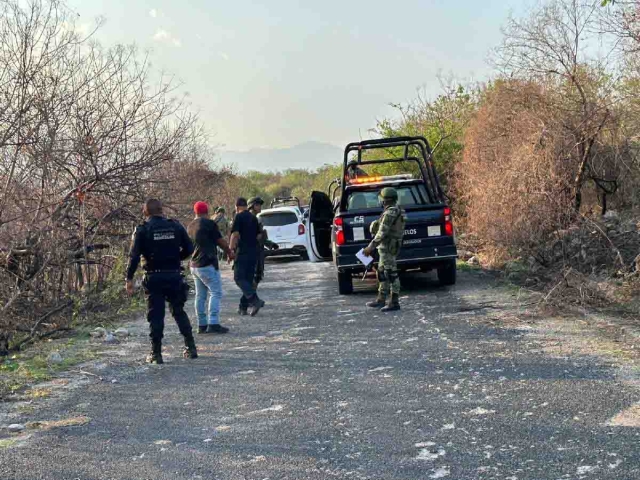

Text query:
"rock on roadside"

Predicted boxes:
[[104, 333, 118, 344], [47, 352, 63, 365], [90, 327, 107, 339], [114, 328, 129, 338]]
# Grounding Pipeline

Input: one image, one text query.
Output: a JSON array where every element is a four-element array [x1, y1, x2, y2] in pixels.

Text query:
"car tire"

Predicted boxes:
[[300, 250, 309, 261], [437, 260, 457, 286], [337, 270, 353, 295]]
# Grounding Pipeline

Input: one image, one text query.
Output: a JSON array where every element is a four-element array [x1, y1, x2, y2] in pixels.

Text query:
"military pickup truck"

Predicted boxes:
[[304, 136, 458, 294]]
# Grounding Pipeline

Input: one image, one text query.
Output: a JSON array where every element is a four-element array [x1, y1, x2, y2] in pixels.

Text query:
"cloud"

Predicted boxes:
[[149, 9, 158, 18], [153, 29, 169, 41], [153, 29, 181, 47]]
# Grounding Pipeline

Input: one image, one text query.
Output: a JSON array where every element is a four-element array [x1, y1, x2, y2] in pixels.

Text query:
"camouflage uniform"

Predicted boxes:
[[366, 188, 406, 311], [213, 210, 230, 261]]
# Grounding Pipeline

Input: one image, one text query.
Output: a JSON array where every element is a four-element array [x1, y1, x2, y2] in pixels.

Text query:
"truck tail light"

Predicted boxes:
[[334, 217, 345, 245], [298, 224, 305, 235], [444, 207, 453, 236]]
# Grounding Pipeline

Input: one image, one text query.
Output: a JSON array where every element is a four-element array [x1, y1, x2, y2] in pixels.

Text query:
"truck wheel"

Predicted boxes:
[[437, 260, 457, 286], [300, 250, 310, 261], [337, 270, 353, 295]]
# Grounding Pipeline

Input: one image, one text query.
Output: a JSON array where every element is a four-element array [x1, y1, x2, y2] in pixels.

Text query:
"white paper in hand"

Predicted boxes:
[[356, 248, 373, 267]]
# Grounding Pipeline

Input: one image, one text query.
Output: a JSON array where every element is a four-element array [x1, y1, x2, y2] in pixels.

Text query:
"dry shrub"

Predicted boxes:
[[455, 80, 576, 265]]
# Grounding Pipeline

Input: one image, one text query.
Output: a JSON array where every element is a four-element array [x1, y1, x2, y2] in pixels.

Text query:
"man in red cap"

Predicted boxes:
[[187, 201, 235, 334]]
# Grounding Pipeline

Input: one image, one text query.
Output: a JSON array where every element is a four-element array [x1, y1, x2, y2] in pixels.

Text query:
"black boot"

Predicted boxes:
[[183, 338, 198, 359], [381, 293, 400, 312], [249, 296, 265, 317], [198, 325, 208, 334], [146, 340, 163, 364], [206, 324, 229, 334], [366, 293, 386, 309]]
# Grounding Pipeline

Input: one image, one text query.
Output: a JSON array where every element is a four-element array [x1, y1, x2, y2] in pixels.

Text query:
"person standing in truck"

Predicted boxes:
[[346, 158, 367, 180], [363, 187, 406, 312]]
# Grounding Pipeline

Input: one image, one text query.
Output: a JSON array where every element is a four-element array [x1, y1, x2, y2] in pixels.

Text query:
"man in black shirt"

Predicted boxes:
[[187, 201, 235, 334], [230, 197, 265, 316], [126, 199, 197, 364]]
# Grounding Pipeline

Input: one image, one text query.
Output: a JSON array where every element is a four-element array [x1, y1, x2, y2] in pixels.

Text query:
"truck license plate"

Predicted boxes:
[[427, 226, 441, 237], [353, 227, 365, 241]]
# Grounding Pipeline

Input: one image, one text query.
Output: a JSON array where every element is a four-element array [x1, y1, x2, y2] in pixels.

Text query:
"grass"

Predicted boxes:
[[0, 439, 17, 449], [0, 332, 103, 399], [456, 259, 481, 272]]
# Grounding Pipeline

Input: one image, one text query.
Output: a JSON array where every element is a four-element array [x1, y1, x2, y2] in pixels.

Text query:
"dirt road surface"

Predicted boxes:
[[2, 259, 640, 479]]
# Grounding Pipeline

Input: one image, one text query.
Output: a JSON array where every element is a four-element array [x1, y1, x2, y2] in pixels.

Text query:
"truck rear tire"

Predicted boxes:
[[437, 260, 457, 286], [337, 270, 353, 295], [300, 250, 309, 261]]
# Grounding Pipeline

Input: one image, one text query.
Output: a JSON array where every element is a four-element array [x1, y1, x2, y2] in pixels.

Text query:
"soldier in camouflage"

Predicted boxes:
[[213, 207, 230, 262], [363, 187, 406, 312]]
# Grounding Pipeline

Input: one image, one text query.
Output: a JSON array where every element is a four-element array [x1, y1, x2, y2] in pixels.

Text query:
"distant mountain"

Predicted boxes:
[[217, 141, 343, 173]]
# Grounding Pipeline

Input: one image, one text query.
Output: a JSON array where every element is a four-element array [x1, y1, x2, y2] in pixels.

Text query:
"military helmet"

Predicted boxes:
[[379, 187, 398, 201], [347, 158, 358, 167], [215, 206, 225, 214], [248, 197, 264, 209]]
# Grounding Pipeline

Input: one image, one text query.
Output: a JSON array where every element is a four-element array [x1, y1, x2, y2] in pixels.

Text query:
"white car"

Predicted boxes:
[[258, 205, 309, 260]]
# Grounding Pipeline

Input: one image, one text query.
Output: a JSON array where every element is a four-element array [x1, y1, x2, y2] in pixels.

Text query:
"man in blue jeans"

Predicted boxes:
[[187, 201, 235, 334]]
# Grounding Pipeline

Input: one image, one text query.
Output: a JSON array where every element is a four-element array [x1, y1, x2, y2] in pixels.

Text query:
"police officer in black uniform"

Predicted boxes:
[[125, 199, 198, 364]]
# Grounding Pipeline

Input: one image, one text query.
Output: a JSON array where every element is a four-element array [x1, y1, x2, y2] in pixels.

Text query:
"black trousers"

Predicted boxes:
[[143, 272, 193, 343], [234, 254, 258, 309]]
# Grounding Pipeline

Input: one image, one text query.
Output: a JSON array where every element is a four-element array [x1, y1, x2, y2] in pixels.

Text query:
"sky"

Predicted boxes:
[[65, 0, 530, 154]]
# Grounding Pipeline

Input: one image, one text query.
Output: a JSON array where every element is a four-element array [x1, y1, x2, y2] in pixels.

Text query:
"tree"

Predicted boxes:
[[494, 0, 619, 213]]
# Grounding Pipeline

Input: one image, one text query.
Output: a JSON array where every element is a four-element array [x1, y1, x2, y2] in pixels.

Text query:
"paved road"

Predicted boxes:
[[2, 259, 640, 479]]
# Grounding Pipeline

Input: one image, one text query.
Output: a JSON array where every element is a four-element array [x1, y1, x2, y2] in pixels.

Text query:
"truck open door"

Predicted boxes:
[[306, 191, 333, 263]]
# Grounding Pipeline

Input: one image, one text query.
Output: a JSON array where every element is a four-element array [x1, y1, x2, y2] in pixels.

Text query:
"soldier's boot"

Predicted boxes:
[[146, 340, 163, 364], [381, 294, 401, 312], [366, 293, 387, 309], [238, 305, 248, 316], [183, 337, 198, 359]]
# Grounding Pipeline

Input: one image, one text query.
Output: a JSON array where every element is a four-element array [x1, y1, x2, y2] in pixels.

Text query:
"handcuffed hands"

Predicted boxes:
[[125, 280, 134, 295]]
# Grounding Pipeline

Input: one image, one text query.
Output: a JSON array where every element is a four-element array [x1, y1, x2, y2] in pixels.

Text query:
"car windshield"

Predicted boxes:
[[260, 211, 299, 226], [345, 184, 430, 211]]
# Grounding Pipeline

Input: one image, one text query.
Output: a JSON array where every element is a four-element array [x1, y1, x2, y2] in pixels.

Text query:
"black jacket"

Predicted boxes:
[[126, 216, 194, 280]]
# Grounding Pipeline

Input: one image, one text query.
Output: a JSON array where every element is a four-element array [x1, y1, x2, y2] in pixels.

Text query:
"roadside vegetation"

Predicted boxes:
[[2, 0, 640, 394]]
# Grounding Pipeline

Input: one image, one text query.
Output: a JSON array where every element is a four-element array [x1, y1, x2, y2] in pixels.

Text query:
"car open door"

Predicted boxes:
[[306, 191, 333, 262]]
